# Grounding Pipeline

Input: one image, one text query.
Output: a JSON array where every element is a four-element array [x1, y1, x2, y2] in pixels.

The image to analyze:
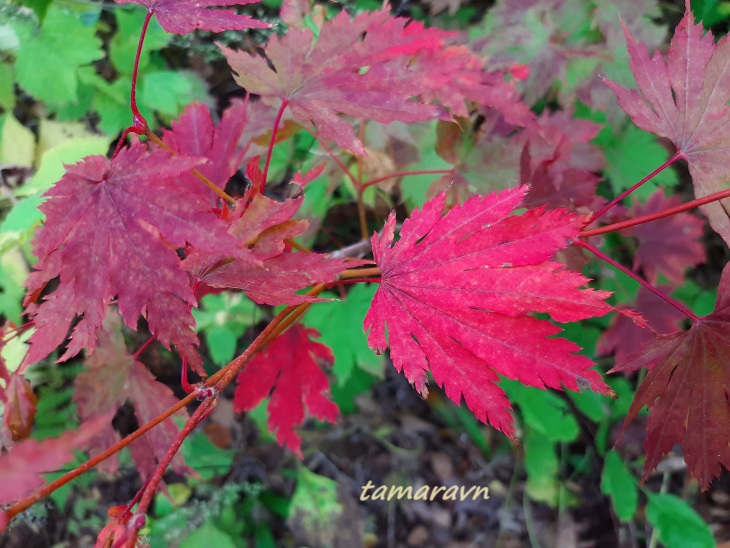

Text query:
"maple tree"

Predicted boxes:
[[1, 0, 730, 544]]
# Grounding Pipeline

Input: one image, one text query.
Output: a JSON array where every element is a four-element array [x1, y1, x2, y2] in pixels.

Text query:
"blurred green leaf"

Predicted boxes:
[[504, 382, 579, 442], [646, 493, 714, 548], [601, 451, 638, 521], [181, 522, 237, 548], [523, 429, 559, 505], [303, 284, 383, 384], [110, 9, 169, 75], [193, 293, 259, 366]]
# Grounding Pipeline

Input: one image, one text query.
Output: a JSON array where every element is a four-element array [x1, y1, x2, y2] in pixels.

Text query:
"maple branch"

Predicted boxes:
[[586, 152, 683, 225], [357, 187, 369, 241], [360, 169, 455, 191], [125, 397, 218, 548], [580, 186, 730, 238], [340, 266, 381, 280], [145, 130, 236, 205], [574, 240, 699, 321], [285, 237, 311, 254], [262, 100, 289, 190]]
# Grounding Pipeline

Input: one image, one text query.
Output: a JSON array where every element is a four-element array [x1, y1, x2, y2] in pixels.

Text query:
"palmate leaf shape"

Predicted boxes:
[[604, 2, 730, 244], [220, 10, 449, 156], [611, 264, 730, 489], [24, 142, 239, 370], [233, 324, 338, 457], [364, 187, 613, 438], [113, 0, 270, 35]]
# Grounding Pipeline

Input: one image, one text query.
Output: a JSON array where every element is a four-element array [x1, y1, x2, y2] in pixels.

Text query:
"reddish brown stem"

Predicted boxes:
[[587, 152, 683, 225], [145, 130, 235, 204], [581, 186, 730, 238], [124, 397, 217, 547], [111, 10, 154, 159], [5, 269, 365, 520], [574, 240, 699, 321], [262, 100, 289, 190], [360, 169, 455, 191]]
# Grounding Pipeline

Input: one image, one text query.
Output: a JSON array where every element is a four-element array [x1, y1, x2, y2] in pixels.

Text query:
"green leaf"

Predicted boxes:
[[181, 522, 237, 548], [12, 6, 104, 107], [601, 125, 678, 199], [0, 63, 15, 110], [0, 194, 44, 254], [645, 493, 714, 548], [523, 429, 559, 505], [303, 284, 383, 384], [181, 431, 235, 480], [193, 293, 259, 366], [110, 9, 169, 75], [503, 381, 580, 443], [0, 248, 29, 323], [601, 451, 638, 521], [140, 70, 208, 118], [17, 0, 53, 23], [288, 467, 343, 543]]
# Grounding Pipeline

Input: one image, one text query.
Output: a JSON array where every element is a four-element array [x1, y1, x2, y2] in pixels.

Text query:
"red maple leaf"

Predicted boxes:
[[0, 411, 111, 508], [363, 188, 613, 438], [24, 142, 237, 370], [184, 188, 357, 305], [220, 10, 448, 155], [624, 190, 706, 285], [114, 0, 270, 34], [611, 264, 730, 489], [163, 100, 250, 206], [233, 324, 338, 457], [604, 2, 730, 244], [74, 311, 189, 479]]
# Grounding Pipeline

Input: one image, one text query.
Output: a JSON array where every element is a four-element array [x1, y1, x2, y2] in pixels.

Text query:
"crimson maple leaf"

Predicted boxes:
[[114, 0, 269, 34], [184, 187, 357, 305], [163, 100, 250, 206], [74, 311, 189, 478], [624, 190, 706, 285], [220, 10, 448, 155], [604, 2, 730, 244], [24, 142, 237, 370], [233, 324, 338, 457], [364, 188, 613, 438], [611, 264, 730, 489]]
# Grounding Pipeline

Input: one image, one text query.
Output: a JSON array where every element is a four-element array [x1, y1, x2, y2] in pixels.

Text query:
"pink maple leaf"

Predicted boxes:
[[605, 2, 730, 244], [114, 0, 270, 34], [220, 10, 449, 155], [24, 142, 237, 371], [233, 324, 338, 457], [364, 187, 613, 439]]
